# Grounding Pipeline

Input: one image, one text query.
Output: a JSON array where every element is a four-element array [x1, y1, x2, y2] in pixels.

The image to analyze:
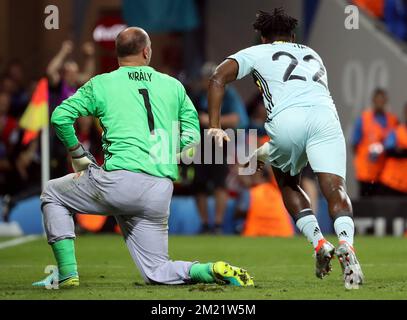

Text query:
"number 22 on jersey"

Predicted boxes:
[[272, 51, 327, 89]]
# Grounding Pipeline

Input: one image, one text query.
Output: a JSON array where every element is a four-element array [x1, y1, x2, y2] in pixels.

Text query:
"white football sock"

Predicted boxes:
[[296, 214, 324, 249], [334, 216, 355, 246]]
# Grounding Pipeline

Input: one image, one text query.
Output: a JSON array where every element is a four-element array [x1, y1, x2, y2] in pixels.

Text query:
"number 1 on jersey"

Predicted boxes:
[[138, 88, 155, 133]]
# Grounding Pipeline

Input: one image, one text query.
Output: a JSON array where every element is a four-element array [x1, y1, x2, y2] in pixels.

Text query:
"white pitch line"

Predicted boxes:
[[0, 235, 41, 250]]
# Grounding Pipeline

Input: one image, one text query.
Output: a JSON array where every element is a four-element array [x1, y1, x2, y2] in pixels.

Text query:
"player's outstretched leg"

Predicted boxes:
[[272, 168, 335, 279], [317, 173, 364, 289]]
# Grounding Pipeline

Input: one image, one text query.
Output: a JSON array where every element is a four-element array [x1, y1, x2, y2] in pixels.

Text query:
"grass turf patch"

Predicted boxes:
[[0, 235, 406, 299]]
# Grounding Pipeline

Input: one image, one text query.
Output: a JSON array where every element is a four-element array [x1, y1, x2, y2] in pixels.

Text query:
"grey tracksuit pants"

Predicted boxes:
[[40, 164, 193, 284]]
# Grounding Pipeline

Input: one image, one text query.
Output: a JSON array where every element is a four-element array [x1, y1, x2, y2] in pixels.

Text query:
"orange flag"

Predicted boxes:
[[19, 78, 49, 145]]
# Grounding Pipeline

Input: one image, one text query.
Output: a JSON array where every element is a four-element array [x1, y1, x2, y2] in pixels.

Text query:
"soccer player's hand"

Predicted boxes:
[[207, 128, 230, 147], [69, 143, 97, 172]]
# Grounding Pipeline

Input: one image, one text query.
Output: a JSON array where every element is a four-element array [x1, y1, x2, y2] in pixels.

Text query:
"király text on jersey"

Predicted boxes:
[[128, 71, 152, 81]]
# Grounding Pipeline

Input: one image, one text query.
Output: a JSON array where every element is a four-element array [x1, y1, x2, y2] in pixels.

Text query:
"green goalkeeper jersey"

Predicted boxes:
[[51, 66, 200, 181]]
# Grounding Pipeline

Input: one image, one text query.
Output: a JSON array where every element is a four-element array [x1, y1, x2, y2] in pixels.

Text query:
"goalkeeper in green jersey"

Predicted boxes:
[[33, 27, 253, 288]]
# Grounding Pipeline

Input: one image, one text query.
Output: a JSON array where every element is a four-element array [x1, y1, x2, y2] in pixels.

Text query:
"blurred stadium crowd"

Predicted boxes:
[[0, 0, 406, 236], [353, 0, 407, 41]]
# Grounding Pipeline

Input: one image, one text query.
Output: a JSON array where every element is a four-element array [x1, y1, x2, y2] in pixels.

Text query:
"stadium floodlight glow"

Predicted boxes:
[[93, 24, 127, 42]]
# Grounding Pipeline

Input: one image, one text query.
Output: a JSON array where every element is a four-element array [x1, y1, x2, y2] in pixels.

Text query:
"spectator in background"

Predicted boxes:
[[352, 88, 398, 197], [5, 60, 25, 87], [0, 77, 16, 96], [0, 87, 41, 218], [192, 62, 249, 234], [0, 76, 29, 119], [3, 60, 30, 118], [0, 91, 18, 194], [353, 0, 385, 18], [1, 134, 41, 222], [47, 40, 96, 109], [0, 92, 18, 148], [379, 102, 407, 196], [235, 164, 294, 237], [384, 0, 407, 41], [47, 40, 96, 179], [0, 75, 41, 220]]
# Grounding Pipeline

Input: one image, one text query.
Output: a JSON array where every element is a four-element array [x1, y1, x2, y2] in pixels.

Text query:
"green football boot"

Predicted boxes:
[[212, 261, 254, 286]]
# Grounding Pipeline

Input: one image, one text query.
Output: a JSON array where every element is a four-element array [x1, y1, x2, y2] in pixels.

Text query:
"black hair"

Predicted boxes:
[[372, 88, 387, 97], [253, 8, 298, 41]]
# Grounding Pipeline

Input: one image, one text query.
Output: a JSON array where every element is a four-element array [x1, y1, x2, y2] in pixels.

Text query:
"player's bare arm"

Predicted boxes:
[[207, 59, 239, 146]]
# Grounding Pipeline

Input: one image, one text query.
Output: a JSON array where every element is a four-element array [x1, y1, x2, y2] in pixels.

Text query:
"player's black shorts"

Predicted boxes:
[[192, 138, 229, 193], [193, 162, 229, 193]]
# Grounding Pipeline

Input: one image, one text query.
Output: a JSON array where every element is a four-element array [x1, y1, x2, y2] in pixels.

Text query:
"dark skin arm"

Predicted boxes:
[[208, 59, 239, 128], [199, 112, 240, 129]]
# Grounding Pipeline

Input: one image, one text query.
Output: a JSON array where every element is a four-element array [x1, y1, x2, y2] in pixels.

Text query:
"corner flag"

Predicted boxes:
[[19, 78, 49, 145]]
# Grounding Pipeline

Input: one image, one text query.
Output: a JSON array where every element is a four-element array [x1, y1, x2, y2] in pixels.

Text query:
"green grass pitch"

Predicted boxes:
[[0, 235, 406, 299]]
